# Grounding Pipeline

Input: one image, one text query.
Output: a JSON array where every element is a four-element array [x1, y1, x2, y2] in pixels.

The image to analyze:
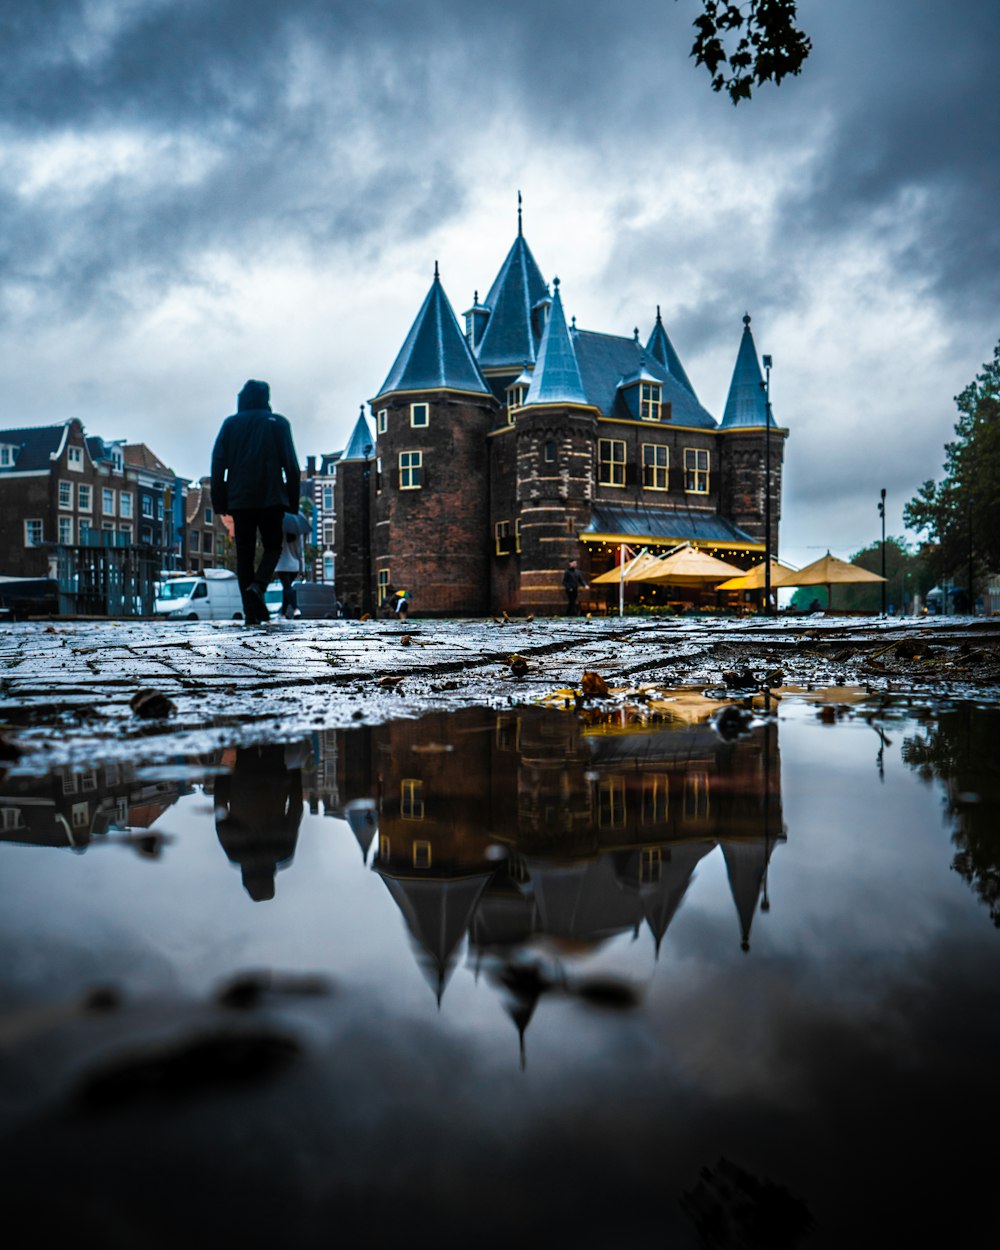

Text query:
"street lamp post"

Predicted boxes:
[[762, 354, 773, 617], [878, 488, 886, 616]]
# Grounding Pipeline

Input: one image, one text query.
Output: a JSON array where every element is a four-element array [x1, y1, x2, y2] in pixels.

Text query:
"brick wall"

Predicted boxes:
[[515, 407, 598, 614], [718, 430, 786, 550], [334, 457, 374, 617], [373, 392, 495, 616]]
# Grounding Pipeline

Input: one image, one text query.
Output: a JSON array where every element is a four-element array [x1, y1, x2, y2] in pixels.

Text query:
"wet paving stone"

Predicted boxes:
[[1, 693, 999, 1246]]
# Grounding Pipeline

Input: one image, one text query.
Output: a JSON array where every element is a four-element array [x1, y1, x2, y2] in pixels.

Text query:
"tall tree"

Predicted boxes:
[[686, 1, 812, 104], [904, 341, 1000, 596]]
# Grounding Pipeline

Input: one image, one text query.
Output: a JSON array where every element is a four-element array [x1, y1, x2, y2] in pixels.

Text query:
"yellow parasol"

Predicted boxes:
[[591, 550, 663, 585], [716, 558, 798, 592], [779, 551, 886, 610], [641, 545, 744, 586]]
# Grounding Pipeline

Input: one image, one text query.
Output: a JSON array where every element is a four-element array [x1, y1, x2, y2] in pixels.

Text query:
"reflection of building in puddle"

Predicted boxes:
[[323, 707, 785, 1005], [0, 760, 189, 853]]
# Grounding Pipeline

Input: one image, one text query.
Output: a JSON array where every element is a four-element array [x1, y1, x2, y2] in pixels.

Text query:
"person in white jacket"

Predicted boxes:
[[275, 511, 310, 618]]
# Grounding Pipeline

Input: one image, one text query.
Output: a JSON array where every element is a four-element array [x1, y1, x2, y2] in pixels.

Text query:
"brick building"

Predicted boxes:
[[184, 477, 234, 573], [337, 218, 787, 616]]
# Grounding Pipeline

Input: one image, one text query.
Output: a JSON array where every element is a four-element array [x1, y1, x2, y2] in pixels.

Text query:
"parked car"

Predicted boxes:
[[155, 568, 244, 620], [264, 580, 341, 619]]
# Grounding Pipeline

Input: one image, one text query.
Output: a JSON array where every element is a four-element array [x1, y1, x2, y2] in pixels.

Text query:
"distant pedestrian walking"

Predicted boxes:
[[275, 510, 310, 619], [562, 559, 587, 616], [210, 380, 300, 625], [394, 589, 410, 622]]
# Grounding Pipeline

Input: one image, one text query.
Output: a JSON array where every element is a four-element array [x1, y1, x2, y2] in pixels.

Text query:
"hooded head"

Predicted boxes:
[[237, 379, 271, 412]]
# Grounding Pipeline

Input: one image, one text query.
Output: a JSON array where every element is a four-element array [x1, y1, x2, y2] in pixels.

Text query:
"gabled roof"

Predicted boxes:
[[720, 314, 777, 429], [475, 231, 549, 369], [572, 330, 717, 427], [523, 279, 588, 407], [645, 306, 697, 397], [124, 443, 172, 474], [376, 267, 490, 400], [0, 423, 66, 471], [185, 482, 203, 523], [341, 408, 374, 461]]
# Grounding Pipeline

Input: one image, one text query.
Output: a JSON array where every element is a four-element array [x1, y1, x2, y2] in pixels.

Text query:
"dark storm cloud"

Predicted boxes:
[[4, 0, 995, 335], [779, 0, 1000, 324]]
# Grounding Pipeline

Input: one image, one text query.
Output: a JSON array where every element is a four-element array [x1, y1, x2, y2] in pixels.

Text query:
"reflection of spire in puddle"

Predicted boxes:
[[377, 873, 494, 1004], [624, 841, 717, 958], [720, 837, 780, 951], [344, 800, 378, 864]]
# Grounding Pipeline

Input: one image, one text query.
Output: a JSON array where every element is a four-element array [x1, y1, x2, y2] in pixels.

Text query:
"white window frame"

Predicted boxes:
[[119, 491, 133, 519], [684, 447, 710, 494], [141, 495, 153, 518], [24, 518, 44, 547], [58, 515, 73, 544], [322, 484, 334, 511], [598, 438, 626, 488], [410, 402, 429, 429], [77, 484, 92, 512], [58, 480, 73, 509], [642, 443, 669, 491], [204, 506, 213, 524], [102, 487, 116, 515], [377, 409, 387, 435], [399, 450, 422, 490], [67, 445, 83, 472]]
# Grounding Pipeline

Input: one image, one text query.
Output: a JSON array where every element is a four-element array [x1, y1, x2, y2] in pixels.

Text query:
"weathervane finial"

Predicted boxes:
[[517, 189, 523, 236], [434, 260, 440, 280]]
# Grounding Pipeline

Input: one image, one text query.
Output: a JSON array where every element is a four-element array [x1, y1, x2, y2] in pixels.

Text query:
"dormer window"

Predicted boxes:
[[67, 445, 83, 471], [0, 444, 16, 467], [506, 384, 527, 423], [640, 382, 662, 421]]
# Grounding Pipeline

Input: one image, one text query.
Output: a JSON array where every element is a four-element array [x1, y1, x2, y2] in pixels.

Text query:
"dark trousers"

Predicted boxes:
[[231, 507, 284, 610], [278, 572, 297, 614]]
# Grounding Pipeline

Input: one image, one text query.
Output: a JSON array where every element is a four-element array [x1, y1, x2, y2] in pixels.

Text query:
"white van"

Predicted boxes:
[[155, 568, 244, 621]]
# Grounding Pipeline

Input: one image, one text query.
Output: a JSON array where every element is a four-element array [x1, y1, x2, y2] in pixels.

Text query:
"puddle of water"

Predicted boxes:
[[1, 699, 998, 1247]]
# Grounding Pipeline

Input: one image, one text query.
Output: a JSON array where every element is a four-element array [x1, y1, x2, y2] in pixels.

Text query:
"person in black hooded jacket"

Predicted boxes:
[[211, 380, 301, 623]]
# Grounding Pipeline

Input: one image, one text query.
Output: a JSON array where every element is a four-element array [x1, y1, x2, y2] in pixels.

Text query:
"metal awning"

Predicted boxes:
[[579, 505, 763, 552]]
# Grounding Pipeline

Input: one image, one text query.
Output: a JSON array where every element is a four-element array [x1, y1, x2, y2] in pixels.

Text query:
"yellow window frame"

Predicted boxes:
[[598, 438, 626, 487]]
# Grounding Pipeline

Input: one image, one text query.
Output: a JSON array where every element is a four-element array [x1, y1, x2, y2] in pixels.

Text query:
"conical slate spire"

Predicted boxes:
[[475, 230, 548, 369], [376, 268, 490, 399], [341, 406, 374, 461], [720, 313, 776, 428], [523, 279, 588, 407], [646, 305, 697, 397]]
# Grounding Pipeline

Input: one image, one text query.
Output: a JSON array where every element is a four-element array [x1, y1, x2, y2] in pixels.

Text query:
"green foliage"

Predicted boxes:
[[686, 0, 812, 104], [904, 340, 1000, 592], [789, 538, 935, 613]]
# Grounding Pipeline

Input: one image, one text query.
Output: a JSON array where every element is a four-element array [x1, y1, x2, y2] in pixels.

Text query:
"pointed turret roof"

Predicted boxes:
[[645, 306, 697, 397], [523, 279, 589, 407], [720, 314, 777, 429], [376, 266, 491, 400], [720, 837, 778, 951], [341, 407, 374, 461], [475, 226, 548, 369]]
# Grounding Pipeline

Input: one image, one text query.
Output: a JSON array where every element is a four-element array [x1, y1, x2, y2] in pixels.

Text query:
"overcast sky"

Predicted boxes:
[[3, 0, 998, 568]]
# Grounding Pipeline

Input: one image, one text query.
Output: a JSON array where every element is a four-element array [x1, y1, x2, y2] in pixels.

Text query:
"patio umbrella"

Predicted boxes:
[[592, 550, 663, 585], [716, 558, 798, 592], [641, 545, 744, 586], [780, 551, 886, 610]]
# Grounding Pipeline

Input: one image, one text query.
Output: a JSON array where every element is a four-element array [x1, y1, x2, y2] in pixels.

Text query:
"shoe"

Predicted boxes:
[[245, 583, 270, 623]]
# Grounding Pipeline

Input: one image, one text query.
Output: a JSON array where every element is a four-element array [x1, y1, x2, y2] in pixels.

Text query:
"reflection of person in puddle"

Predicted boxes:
[[214, 743, 305, 901]]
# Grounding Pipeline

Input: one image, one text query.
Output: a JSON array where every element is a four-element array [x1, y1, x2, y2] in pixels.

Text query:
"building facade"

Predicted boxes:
[[338, 221, 787, 616], [184, 477, 234, 574]]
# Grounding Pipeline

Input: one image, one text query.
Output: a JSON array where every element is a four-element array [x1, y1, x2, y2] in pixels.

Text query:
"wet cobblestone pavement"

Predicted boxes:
[[3, 617, 1000, 1247], [2, 614, 1000, 770]]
